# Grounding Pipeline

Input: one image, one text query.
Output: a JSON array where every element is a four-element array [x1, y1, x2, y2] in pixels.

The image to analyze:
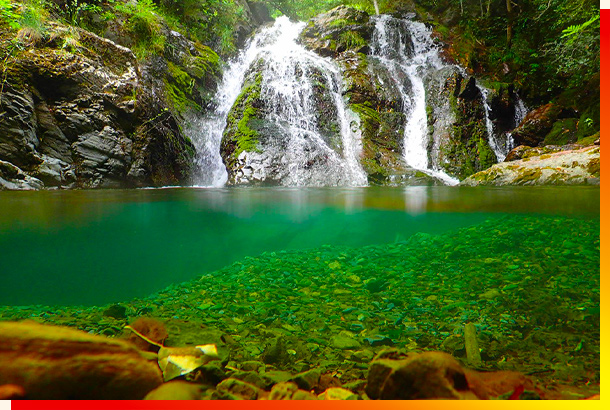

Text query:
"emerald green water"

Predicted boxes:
[[0, 186, 599, 306]]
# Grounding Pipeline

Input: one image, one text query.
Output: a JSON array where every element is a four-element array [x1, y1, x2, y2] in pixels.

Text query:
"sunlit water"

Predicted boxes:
[[0, 187, 599, 306]]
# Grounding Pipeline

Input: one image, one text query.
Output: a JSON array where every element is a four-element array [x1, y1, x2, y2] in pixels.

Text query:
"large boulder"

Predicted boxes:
[[462, 145, 600, 186], [510, 103, 577, 147], [365, 350, 478, 399], [299, 6, 372, 57], [431, 73, 497, 180], [0, 321, 162, 399]]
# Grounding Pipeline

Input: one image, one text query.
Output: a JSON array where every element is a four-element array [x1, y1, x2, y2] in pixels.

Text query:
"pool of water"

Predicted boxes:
[[0, 186, 599, 306], [0, 185, 600, 395]]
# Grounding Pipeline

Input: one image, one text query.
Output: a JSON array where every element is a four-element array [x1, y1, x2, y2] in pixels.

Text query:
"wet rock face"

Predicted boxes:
[[0, 321, 162, 399], [431, 73, 497, 180], [0, 25, 198, 190], [510, 103, 577, 147]]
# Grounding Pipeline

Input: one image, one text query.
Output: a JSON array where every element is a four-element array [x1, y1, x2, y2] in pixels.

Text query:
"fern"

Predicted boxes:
[[561, 15, 599, 44]]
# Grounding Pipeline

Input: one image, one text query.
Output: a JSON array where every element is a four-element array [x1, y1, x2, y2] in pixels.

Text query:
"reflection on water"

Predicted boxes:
[[0, 187, 599, 306]]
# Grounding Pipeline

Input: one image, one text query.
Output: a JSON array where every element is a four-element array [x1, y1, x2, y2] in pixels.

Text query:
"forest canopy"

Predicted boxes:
[[0, 0, 599, 113]]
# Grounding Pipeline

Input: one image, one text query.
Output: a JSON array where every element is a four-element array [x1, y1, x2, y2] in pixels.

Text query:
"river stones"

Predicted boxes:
[[0, 321, 162, 399], [318, 387, 359, 400], [268, 381, 318, 400], [214, 378, 267, 400], [144, 381, 204, 400], [291, 368, 321, 391]]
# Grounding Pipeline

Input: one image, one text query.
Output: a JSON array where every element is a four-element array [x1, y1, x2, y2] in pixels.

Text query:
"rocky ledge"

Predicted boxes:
[[462, 144, 600, 186], [0, 18, 223, 190]]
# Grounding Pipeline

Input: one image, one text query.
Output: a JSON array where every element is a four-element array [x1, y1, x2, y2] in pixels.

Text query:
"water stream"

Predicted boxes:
[[192, 17, 367, 187], [190, 14, 529, 187], [370, 15, 458, 185]]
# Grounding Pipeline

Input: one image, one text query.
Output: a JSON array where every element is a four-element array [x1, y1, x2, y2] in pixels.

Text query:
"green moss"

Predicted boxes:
[[477, 137, 496, 170], [168, 62, 194, 93], [542, 118, 578, 146], [587, 158, 600, 178], [226, 73, 263, 157], [360, 157, 389, 183], [351, 102, 381, 124], [339, 30, 366, 50], [577, 132, 599, 146], [329, 18, 356, 29], [189, 44, 221, 80], [164, 62, 200, 114], [434, 23, 450, 39]]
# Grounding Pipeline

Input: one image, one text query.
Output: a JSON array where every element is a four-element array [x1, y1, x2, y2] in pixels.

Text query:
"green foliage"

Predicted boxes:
[[165, 61, 201, 114], [15, 1, 49, 45], [62, 0, 103, 26], [561, 15, 599, 44], [385, 0, 599, 122], [114, 0, 164, 58], [0, 0, 21, 30]]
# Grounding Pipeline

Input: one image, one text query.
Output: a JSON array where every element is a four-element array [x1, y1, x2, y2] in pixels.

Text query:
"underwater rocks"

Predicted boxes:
[[0, 215, 599, 398], [0, 21, 210, 190], [144, 380, 205, 400], [366, 350, 475, 399], [462, 145, 600, 186], [366, 349, 538, 400], [0, 321, 162, 399]]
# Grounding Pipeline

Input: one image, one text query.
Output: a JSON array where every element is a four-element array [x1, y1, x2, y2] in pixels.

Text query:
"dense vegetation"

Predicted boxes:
[[1, 0, 598, 106]]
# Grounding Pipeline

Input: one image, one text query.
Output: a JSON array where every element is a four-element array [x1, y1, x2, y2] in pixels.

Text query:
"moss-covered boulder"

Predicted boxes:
[[338, 52, 409, 184], [510, 103, 577, 147], [220, 68, 265, 181], [299, 6, 372, 57]]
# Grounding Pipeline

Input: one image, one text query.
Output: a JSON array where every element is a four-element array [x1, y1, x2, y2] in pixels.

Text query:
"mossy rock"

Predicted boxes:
[[221, 70, 264, 170], [542, 118, 578, 146]]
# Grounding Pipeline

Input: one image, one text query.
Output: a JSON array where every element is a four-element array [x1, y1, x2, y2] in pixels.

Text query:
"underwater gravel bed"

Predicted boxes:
[[0, 214, 599, 392]]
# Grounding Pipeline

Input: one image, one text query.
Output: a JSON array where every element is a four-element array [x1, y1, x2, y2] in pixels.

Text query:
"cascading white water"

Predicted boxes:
[[478, 87, 529, 162], [477, 85, 505, 161], [504, 93, 528, 153], [514, 94, 528, 125], [371, 15, 458, 185], [191, 17, 367, 187]]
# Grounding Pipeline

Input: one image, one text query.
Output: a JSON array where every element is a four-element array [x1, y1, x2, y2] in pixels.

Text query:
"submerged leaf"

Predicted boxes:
[[158, 344, 219, 382]]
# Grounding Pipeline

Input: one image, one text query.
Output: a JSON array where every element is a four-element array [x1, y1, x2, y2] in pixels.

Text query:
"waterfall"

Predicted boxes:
[[370, 15, 458, 185], [504, 93, 528, 155], [191, 17, 367, 187], [477, 85, 505, 161], [514, 93, 528, 125], [478, 88, 529, 162]]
